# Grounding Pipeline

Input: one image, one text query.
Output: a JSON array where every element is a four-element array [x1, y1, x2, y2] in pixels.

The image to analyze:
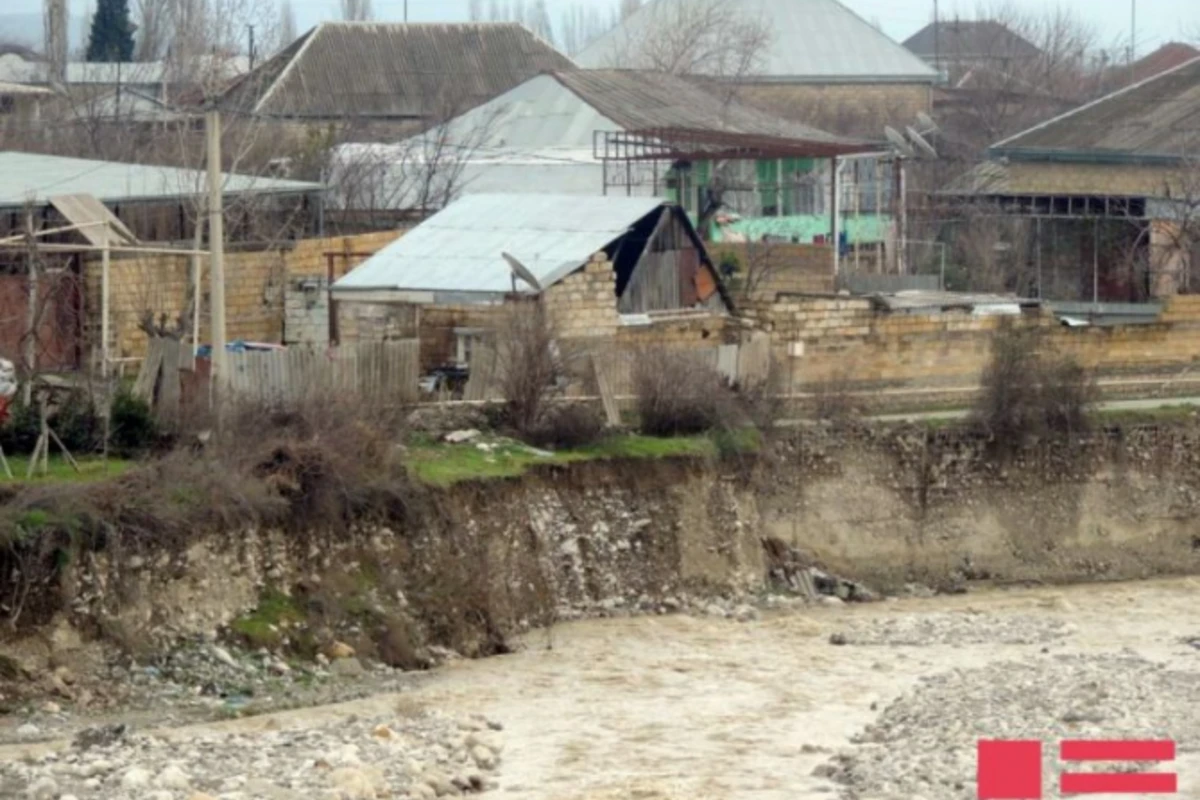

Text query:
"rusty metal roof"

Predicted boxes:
[[991, 56, 1200, 162], [220, 22, 574, 121]]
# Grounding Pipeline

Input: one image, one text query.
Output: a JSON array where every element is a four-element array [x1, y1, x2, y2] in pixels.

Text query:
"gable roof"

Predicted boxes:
[[991, 56, 1200, 163], [220, 22, 575, 120], [903, 20, 1041, 63], [334, 194, 670, 297], [574, 0, 935, 83]]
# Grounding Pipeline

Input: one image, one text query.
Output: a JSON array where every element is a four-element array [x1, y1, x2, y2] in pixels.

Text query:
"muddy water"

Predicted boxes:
[[7, 579, 1200, 799], [412, 579, 1200, 799]]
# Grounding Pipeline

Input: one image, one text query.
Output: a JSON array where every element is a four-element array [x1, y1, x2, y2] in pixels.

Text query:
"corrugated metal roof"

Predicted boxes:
[[992, 57, 1200, 160], [872, 290, 1039, 313], [551, 70, 856, 144], [0, 152, 321, 209], [334, 193, 666, 296], [902, 21, 1041, 62], [221, 22, 574, 120], [575, 0, 936, 82]]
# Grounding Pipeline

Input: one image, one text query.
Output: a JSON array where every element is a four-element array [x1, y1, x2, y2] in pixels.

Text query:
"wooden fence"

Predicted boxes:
[[226, 340, 420, 405]]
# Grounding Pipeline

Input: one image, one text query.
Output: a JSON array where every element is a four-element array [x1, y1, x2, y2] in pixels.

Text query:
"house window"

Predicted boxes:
[[0, 96, 14, 114]]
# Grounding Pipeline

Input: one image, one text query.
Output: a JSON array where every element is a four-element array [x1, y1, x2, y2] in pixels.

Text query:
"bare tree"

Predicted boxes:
[[467, 0, 483, 22], [619, 0, 641, 20], [603, 0, 771, 86], [279, 0, 297, 48], [559, 4, 614, 56], [339, 0, 373, 22], [488, 0, 503, 23], [133, 0, 170, 60], [525, 0, 554, 43]]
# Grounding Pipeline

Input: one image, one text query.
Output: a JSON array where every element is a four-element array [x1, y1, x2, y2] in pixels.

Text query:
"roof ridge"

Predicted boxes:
[[992, 55, 1200, 152]]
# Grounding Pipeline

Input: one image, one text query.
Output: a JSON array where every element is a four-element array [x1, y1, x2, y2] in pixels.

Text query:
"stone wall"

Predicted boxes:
[[86, 231, 401, 362], [746, 293, 1200, 391], [542, 255, 621, 339]]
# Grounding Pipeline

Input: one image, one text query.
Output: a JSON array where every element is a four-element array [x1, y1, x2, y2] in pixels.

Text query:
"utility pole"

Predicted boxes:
[[404, 0, 408, 21], [248, 24, 256, 69], [22, 207, 37, 407], [205, 110, 228, 395], [1129, 0, 1136, 65], [933, 0, 941, 76]]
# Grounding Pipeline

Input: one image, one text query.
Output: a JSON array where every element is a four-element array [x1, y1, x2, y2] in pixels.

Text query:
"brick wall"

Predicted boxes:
[[749, 293, 1200, 391], [86, 230, 402, 363], [996, 161, 1179, 197], [739, 82, 932, 135], [413, 304, 507, 370], [542, 254, 621, 339]]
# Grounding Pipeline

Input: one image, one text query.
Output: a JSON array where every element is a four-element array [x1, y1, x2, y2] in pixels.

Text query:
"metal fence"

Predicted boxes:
[[226, 340, 420, 405]]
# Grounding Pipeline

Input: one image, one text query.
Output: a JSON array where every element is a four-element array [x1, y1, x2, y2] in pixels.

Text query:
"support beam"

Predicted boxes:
[[206, 109, 228, 392], [101, 240, 110, 378], [830, 156, 840, 281]]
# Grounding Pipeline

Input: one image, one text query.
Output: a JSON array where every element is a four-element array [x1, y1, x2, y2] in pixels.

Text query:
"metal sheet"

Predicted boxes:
[[575, 0, 936, 82], [0, 152, 320, 209], [48, 194, 140, 246], [335, 193, 668, 296]]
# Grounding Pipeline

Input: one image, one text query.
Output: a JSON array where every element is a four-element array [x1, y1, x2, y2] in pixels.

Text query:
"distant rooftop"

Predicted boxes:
[[220, 22, 574, 120], [575, 0, 936, 83], [903, 20, 1042, 63]]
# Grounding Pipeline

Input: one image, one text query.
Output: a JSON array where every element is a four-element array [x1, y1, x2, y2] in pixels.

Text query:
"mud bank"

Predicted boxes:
[[6, 423, 1200, 675]]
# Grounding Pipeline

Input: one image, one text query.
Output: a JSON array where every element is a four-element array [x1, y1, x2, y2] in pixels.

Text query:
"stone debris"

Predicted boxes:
[[818, 653, 1200, 799], [1, 709, 504, 800], [828, 612, 1073, 646]]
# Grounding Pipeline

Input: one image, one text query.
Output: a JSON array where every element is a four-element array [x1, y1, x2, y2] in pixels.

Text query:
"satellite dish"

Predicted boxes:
[[502, 252, 542, 293], [884, 126, 914, 157], [906, 125, 938, 159], [916, 111, 939, 134]]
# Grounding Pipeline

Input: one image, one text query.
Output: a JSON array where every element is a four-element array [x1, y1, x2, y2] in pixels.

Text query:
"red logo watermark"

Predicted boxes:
[[977, 739, 1177, 798]]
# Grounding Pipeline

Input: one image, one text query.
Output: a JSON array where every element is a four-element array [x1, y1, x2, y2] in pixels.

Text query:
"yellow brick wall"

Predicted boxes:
[[755, 294, 1200, 390], [739, 82, 932, 134], [542, 256, 621, 339], [86, 230, 403, 362], [997, 161, 1180, 198]]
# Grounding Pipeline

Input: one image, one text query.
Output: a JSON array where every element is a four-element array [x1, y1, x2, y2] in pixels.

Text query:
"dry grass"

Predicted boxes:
[[972, 321, 1097, 454], [632, 348, 736, 437]]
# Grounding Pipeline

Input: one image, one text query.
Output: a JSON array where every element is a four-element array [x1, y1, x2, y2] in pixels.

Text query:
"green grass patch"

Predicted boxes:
[[405, 430, 759, 487], [0, 455, 133, 485], [231, 587, 306, 650]]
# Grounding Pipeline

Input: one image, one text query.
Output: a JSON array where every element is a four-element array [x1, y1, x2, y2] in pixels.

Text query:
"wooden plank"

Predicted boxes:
[[157, 338, 182, 427], [132, 337, 165, 402], [593, 353, 620, 427]]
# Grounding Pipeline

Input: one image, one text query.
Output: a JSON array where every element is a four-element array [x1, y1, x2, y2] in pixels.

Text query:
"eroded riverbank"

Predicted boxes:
[[5, 578, 1200, 799]]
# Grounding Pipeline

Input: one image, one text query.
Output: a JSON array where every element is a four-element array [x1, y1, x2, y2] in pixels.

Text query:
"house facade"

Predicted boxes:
[[946, 57, 1200, 303], [330, 70, 891, 251], [573, 0, 938, 138]]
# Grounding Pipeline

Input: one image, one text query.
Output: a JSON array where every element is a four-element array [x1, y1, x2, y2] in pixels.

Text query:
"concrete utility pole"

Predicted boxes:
[[1129, 0, 1137, 65], [205, 110, 228, 392]]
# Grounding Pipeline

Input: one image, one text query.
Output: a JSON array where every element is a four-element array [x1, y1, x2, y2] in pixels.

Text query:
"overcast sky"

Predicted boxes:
[[2, 0, 1196, 57]]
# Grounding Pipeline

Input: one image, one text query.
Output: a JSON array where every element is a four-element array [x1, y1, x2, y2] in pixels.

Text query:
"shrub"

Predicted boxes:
[[526, 403, 605, 450], [633, 348, 730, 436], [108, 389, 158, 457], [973, 321, 1096, 452], [494, 300, 561, 437]]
